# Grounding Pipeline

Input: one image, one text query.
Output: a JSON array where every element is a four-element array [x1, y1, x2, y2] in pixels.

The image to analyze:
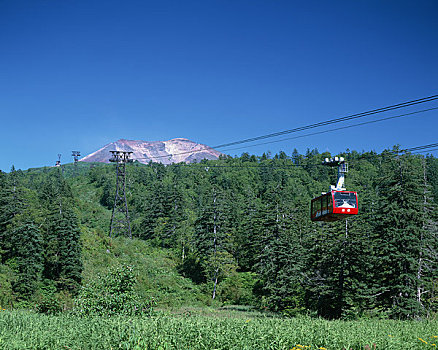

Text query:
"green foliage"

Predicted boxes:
[[9, 220, 43, 298], [0, 265, 14, 308], [217, 272, 258, 305], [75, 264, 154, 316], [35, 284, 62, 314], [80, 229, 206, 308], [374, 153, 436, 318], [1, 148, 438, 320]]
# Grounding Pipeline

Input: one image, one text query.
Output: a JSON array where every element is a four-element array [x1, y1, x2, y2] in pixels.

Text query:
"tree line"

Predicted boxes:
[[0, 147, 437, 319], [0, 168, 82, 309]]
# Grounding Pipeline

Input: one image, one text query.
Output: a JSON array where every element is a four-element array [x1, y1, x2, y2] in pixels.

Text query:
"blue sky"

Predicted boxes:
[[1, 0, 437, 171]]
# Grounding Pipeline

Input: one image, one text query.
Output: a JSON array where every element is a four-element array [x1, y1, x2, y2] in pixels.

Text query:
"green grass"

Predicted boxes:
[[0, 310, 436, 349]]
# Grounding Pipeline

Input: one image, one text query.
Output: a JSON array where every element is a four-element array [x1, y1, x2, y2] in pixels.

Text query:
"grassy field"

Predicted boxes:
[[0, 309, 437, 349]]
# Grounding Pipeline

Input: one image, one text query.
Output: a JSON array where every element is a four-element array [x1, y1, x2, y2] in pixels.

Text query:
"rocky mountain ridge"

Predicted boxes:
[[80, 138, 223, 165]]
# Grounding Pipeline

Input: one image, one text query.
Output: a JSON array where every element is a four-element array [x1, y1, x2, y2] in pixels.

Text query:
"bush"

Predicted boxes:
[[74, 264, 155, 316], [35, 284, 62, 314], [217, 272, 258, 305], [0, 270, 14, 308]]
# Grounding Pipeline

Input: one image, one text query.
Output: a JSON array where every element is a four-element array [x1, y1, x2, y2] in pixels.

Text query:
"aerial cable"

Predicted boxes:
[[130, 94, 438, 162], [401, 142, 438, 153], [345, 142, 438, 165], [137, 140, 438, 171], [412, 147, 438, 154], [217, 107, 438, 154], [177, 140, 438, 168], [132, 106, 438, 161], [211, 94, 438, 149], [169, 163, 321, 169]]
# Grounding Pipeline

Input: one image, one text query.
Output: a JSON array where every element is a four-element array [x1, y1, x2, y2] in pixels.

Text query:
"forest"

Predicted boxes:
[[0, 147, 437, 320]]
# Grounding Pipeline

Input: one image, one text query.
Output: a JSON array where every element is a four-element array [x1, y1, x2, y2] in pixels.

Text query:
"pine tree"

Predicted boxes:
[[44, 208, 82, 293], [0, 166, 25, 236], [0, 168, 44, 300], [195, 186, 237, 299], [0, 167, 27, 264], [255, 182, 309, 314], [375, 152, 429, 318], [416, 158, 438, 316], [40, 170, 83, 293], [426, 155, 438, 206], [302, 219, 346, 318], [235, 187, 263, 271], [9, 220, 43, 298], [339, 157, 383, 318]]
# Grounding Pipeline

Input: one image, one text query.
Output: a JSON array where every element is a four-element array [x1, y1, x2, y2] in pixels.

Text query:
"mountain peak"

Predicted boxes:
[[80, 138, 222, 164]]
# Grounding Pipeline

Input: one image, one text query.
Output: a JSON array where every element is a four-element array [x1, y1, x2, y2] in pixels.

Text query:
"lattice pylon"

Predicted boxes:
[[109, 151, 132, 238], [72, 151, 81, 177]]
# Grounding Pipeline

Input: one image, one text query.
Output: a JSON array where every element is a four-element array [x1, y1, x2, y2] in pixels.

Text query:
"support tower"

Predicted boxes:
[[55, 154, 62, 167], [109, 151, 133, 238], [72, 151, 81, 176]]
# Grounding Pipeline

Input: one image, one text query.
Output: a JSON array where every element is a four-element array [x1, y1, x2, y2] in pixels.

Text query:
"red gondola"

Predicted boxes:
[[311, 190, 358, 222], [311, 156, 358, 222]]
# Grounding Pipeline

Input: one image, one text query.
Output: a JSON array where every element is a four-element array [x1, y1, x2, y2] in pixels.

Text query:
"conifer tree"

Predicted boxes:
[[0, 166, 25, 236], [0, 168, 43, 300], [255, 181, 309, 313], [0, 167, 26, 264], [338, 158, 383, 317], [43, 208, 83, 293], [375, 152, 429, 318], [9, 219, 43, 298], [416, 158, 438, 315], [40, 170, 83, 293], [426, 155, 438, 205], [195, 186, 237, 298], [302, 219, 346, 318], [235, 188, 263, 271]]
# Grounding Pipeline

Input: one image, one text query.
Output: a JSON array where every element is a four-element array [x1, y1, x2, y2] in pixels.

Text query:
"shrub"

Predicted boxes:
[[35, 284, 62, 314], [0, 270, 14, 308], [74, 264, 155, 316], [217, 272, 258, 305]]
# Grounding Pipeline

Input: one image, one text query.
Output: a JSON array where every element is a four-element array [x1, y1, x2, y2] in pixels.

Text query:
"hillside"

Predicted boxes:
[[0, 148, 437, 319], [62, 174, 209, 308]]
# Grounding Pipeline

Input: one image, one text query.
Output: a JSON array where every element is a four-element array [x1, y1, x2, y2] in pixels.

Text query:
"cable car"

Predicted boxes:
[[311, 156, 359, 222], [311, 190, 358, 222]]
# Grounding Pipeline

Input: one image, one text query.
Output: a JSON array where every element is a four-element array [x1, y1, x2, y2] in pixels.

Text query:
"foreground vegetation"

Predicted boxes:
[[0, 310, 437, 349]]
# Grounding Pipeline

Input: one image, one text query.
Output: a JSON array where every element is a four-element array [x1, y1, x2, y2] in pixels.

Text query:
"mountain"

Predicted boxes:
[[80, 138, 223, 165]]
